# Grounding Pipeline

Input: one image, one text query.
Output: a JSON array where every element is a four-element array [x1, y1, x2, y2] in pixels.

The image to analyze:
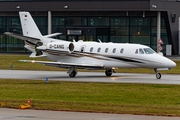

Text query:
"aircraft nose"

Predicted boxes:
[[168, 60, 176, 68]]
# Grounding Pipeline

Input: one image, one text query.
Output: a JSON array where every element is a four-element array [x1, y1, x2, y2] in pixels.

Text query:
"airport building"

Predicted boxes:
[[0, 0, 180, 55]]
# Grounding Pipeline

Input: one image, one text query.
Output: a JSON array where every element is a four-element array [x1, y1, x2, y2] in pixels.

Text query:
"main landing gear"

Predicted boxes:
[[68, 67, 77, 77], [105, 69, 115, 77], [154, 68, 161, 79]]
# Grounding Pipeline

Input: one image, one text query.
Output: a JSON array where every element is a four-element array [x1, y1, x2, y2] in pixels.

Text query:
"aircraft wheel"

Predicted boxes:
[[156, 73, 161, 79], [105, 69, 112, 76], [69, 70, 77, 77]]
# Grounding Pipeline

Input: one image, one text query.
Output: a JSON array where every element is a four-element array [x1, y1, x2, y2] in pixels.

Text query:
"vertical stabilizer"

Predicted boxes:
[[19, 12, 42, 39]]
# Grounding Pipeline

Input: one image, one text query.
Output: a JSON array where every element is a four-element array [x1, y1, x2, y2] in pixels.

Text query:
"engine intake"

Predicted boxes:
[[69, 43, 74, 52]]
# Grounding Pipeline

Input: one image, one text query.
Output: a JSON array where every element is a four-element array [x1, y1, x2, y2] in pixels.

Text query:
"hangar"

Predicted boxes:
[[0, 0, 180, 55]]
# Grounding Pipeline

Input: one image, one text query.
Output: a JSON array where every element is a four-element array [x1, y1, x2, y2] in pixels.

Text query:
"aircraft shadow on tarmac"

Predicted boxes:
[[36, 73, 145, 80]]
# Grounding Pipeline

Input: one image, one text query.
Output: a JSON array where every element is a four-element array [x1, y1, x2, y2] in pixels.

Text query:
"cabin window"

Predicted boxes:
[[139, 48, 144, 54], [97, 47, 101, 52], [135, 49, 138, 54], [120, 48, 124, 53], [90, 47, 93, 52], [105, 48, 108, 53], [143, 48, 155, 54], [113, 48, 116, 53]]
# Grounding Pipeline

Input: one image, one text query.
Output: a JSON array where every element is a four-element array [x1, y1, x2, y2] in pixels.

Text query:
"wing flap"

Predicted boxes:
[[20, 60, 104, 69]]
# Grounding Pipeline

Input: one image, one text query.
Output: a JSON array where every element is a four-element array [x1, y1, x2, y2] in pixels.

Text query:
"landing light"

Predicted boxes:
[[20, 60, 26, 62]]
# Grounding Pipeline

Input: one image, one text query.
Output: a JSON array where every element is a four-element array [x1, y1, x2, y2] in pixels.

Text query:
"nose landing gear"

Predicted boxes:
[[154, 68, 161, 79]]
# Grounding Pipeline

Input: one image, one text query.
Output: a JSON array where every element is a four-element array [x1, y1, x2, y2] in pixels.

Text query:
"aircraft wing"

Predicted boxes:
[[4, 32, 40, 44], [20, 60, 104, 69]]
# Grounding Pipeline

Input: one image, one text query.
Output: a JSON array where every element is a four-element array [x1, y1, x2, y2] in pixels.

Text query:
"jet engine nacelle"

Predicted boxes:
[[47, 41, 86, 53], [47, 42, 74, 53], [70, 42, 85, 53]]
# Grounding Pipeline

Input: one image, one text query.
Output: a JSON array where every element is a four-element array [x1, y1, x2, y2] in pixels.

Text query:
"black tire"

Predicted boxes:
[[105, 70, 112, 76], [156, 73, 161, 79], [69, 70, 77, 77]]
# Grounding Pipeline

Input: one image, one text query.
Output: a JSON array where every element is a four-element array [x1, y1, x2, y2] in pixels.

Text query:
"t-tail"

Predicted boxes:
[[19, 12, 42, 39], [4, 12, 62, 57], [18, 12, 44, 57]]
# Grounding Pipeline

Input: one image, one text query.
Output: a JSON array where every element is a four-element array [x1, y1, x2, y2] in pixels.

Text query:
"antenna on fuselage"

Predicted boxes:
[[73, 39, 76, 42], [98, 39, 102, 43]]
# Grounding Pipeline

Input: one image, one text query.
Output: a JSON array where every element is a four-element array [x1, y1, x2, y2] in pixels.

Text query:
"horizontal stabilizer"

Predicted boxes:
[[44, 33, 62, 38], [4, 32, 40, 43], [20, 60, 104, 69], [29, 53, 47, 58]]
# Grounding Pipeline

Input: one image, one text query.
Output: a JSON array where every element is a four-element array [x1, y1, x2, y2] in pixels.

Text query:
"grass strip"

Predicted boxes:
[[0, 79, 180, 116]]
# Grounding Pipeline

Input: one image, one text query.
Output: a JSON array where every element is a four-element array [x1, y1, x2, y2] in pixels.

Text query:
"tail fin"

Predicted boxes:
[[19, 12, 42, 39]]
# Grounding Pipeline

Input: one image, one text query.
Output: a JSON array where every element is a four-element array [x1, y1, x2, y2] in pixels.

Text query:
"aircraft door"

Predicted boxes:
[[79, 45, 86, 55]]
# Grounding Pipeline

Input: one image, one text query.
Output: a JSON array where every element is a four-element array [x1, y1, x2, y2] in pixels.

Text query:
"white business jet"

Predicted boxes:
[[4, 12, 176, 79]]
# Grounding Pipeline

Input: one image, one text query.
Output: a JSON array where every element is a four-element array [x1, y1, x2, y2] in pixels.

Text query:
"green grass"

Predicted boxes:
[[1, 54, 180, 116], [0, 54, 179, 74], [0, 54, 64, 71], [1, 79, 180, 116]]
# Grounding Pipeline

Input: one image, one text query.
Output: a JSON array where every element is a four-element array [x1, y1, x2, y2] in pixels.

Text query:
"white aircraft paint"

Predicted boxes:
[[4, 12, 176, 79]]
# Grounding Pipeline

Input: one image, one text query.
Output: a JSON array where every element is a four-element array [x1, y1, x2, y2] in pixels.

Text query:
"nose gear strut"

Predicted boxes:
[[154, 68, 161, 79]]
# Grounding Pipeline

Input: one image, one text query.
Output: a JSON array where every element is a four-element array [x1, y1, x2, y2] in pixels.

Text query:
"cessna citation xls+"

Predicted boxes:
[[4, 12, 176, 79]]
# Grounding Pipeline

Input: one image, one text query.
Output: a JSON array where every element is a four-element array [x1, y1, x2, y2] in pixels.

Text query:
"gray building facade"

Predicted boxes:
[[0, 0, 180, 55]]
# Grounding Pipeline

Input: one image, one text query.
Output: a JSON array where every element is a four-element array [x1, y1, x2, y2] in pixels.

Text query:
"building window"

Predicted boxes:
[[110, 27, 129, 36], [0, 18, 6, 53], [1, 12, 169, 54], [110, 17, 129, 43], [88, 17, 109, 26], [66, 17, 87, 26], [52, 17, 65, 26], [130, 27, 150, 36], [151, 17, 166, 27], [110, 36, 129, 43], [5, 17, 25, 53], [34, 17, 47, 35], [110, 17, 129, 27], [130, 17, 150, 26], [129, 17, 151, 46], [52, 17, 65, 34]]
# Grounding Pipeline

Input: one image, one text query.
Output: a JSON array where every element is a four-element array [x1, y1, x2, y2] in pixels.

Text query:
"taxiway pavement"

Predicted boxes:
[[0, 70, 180, 84], [0, 70, 180, 120], [0, 108, 180, 120]]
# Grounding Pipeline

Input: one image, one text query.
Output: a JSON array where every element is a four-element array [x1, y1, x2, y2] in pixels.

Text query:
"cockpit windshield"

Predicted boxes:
[[143, 48, 155, 54]]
